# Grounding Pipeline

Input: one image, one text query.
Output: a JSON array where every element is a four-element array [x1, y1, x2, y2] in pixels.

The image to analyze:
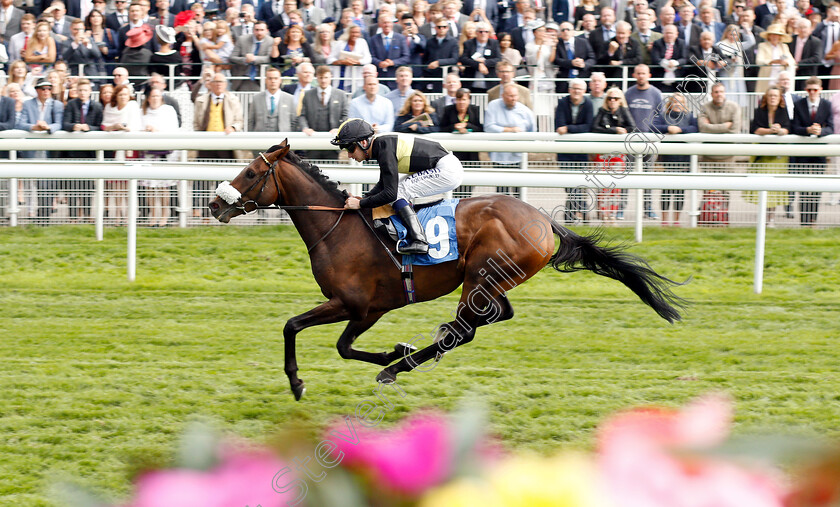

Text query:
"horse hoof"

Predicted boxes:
[[291, 381, 306, 401], [394, 342, 417, 358], [376, 369, 397, 384]]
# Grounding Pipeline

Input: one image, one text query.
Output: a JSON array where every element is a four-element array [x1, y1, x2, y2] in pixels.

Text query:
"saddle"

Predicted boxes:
[[372, 199, 444, 242]]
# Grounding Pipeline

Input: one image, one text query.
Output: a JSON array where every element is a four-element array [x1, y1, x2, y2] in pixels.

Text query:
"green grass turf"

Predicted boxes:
[[1, 225, 839, 505]]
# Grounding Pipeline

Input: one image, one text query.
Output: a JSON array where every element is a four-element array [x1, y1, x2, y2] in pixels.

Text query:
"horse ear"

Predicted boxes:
[[276, 142, 291, 159]]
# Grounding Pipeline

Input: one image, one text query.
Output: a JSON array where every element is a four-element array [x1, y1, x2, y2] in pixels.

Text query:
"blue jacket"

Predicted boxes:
[[16, 97, 64, 133], [555, 96, 594, 162], [368, 32, 412, 88]]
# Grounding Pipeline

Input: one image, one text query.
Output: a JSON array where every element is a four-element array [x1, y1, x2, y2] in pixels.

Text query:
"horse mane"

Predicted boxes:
[[269, 144, 348, 201]]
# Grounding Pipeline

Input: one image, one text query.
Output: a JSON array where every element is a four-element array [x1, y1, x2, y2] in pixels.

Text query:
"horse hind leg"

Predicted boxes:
[[336, 312, 417, 367], [376, 283, 513, 383]]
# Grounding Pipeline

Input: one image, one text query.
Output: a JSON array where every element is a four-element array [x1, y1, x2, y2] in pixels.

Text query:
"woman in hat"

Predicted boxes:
[[121, 24, 154, 78], [23, 20, 57, 76], [755, 23, 795, 94], [150, 25, 181, 77]]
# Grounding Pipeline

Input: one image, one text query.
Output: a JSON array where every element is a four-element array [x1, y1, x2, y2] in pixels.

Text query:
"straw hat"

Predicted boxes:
[[760, 24, 792, 43]]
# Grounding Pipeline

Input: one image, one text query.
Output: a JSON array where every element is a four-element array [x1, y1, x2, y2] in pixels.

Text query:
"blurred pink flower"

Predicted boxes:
[[598, 393, 788, 507], [126, 448, 300, 507], [327, 412, 453, 496]]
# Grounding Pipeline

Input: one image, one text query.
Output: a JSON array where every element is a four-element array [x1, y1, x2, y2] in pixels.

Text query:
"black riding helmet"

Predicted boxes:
[[331, 118, 375, 154]]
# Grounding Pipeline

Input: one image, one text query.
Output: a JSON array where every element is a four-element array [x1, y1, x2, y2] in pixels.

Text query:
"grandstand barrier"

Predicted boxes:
[[2, 131, 840, 293]]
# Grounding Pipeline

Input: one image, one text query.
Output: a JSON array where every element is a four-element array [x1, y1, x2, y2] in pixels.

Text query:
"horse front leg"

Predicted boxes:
[[336, 311, 418, 366], [284, 299, 350, 400]]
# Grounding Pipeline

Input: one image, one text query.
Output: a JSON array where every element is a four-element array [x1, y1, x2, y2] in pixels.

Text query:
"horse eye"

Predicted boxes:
[[246, 170, 256, 178]]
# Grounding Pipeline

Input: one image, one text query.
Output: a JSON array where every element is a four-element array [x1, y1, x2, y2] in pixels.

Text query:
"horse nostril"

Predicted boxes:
[[209, 201, 219, 211]]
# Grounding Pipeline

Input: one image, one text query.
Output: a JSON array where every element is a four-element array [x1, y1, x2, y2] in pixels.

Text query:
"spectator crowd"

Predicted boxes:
[[0, 0, 839, 227]]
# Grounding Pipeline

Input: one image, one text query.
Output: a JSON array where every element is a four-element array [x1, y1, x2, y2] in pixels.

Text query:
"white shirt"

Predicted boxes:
[[318, 86, 332, 105], [266, 90, 283, 113]]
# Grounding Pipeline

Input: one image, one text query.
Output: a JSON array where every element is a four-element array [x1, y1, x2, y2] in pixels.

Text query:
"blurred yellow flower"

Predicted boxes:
[[419, 453, 608, 507]]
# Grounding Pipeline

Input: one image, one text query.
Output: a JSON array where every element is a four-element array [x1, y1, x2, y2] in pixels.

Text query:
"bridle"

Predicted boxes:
[[217, 152, 401, 267]]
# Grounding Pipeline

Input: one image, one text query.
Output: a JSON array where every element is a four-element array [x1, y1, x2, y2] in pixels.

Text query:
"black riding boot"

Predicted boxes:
[[396, 205, 429, 255]]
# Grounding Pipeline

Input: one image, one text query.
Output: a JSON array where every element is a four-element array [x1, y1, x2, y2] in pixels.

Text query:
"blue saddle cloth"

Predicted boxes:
[[391, 199, 460, 266]]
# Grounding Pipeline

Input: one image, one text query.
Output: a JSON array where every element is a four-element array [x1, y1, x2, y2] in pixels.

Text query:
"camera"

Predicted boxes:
[[239, 12, 245, 18]]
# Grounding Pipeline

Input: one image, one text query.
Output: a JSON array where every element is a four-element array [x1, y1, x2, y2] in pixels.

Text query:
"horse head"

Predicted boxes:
[[209, 141, 291, 223]]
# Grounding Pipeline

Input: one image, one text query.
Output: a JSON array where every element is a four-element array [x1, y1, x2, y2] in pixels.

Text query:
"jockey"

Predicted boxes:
[[331, 118, 464, 255]]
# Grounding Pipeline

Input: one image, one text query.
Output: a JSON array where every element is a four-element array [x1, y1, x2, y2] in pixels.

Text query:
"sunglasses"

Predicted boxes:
[[607, 97, 621, 100], [806, 88, 820, 91], [477, 29, 489, 32], [560, 27, 571, 31], [340, 143, 355, 152], [436, 25, 449, 28]]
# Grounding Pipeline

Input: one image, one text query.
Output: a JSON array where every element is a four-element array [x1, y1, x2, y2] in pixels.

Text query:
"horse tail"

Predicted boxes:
[[549, 223, 687, 323]]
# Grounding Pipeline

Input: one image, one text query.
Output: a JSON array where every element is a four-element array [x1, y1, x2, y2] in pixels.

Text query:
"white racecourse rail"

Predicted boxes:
[[2, 131, 840, 293]]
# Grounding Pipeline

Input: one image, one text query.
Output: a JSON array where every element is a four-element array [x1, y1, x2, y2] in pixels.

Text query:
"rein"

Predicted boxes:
[[223, 152, 402, 268]]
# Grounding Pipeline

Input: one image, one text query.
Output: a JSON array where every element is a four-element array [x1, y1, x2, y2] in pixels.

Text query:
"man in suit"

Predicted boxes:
[[813, 4, 840, 79], [229, 20, 273, 91], [249, 67, 297, 133], [510, 8, 537, 56], [461, 0, 498, 31], [757, 0, 787, 28], [0, 0, 25, 40], [486, 60, 532, 107], [232, 3, 256, 40], [63, 18, 106, 76], [552, 0, 573, 24], [631, 11, 662, 65], [600, 0, 628, 21], [283, 61, 315, 115], [193, 72, 243, 158], [8, 13, 35, 63], [653, 5, 674, 33], [118, 1, 154, 53], [297, 65, 350, 160], [369, 13, 411, 89], [791, 77, 833, 227], [154, 0, 176, 27], [790, 17, 824, 90], [299, 0, 326, 30], [554, 20, 596, 91], [441, 0, 466, 38], [589, 6, 616, 60], [598, 20, 641, 80], [106, 0, 130, 31], [459, 21, 500, 93], [399, 13, 426, 79], [261, 0, 298, 34], [430, 72, 460, 113], [554, 78, 594, 222], [696, 5, 725, 42], [16, 79, 64, 218], [62, 79, 102, 219], [650, 24, 687, 92], [421, 19, 458, 92], [365, 4, 403, 38], [686, 31, 725, 94], [677, 4, 701, 57], [47, 1, 77, 39]]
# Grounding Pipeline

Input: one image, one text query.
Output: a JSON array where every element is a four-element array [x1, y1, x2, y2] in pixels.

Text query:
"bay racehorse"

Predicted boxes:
[[209, 141, 685, 400]]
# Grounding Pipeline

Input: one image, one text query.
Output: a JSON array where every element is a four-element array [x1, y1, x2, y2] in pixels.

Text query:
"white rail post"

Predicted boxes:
[[8, 150, 18, 226], [689, 154, 699, 228], [9, 177, 18, 227], [128, 179, 137, 282], [754, 190, 768, 294], [178, 149, 189, 228], [95, 150, 104, 241], [519, 153, 529, 203], [634, 155, 644, 243]]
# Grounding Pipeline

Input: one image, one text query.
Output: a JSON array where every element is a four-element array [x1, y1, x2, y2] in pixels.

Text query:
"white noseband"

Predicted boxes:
[[215, 181, 242, 205]]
